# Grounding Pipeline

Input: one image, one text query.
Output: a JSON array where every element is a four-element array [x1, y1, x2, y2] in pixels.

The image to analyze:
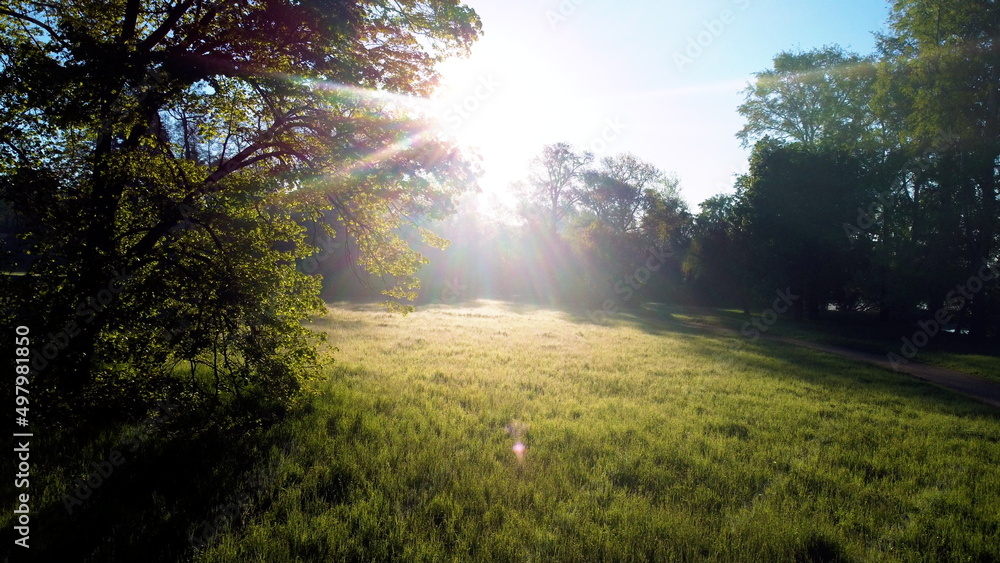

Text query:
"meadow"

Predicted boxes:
[[10, 300, 999, 561], [187, 301, 1000, 562]]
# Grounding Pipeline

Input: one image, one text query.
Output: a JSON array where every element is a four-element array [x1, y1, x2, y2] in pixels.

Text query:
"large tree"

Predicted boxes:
[[515, 143, 593, 233], [685, 194, 751, 311], [0, 0, 481, 415], [579, 153, 674, 236], [737, 46, 877, 150], [735, 140, 868, 319], [568, 153, 689, 305], [872, 0, 1000, 333]]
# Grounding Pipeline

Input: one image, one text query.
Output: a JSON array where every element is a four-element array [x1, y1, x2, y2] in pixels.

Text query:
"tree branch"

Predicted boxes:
[[138, 0, 196, 52], [0, 8, 69, 47], [119, 0, 142, 43]]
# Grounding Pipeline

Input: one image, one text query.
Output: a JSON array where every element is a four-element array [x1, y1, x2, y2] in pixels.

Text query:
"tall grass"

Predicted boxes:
[[192, 301, 1000, 562]]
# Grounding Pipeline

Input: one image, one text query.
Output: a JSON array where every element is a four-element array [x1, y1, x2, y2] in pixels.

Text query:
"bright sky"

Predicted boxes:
[[428, 0, 892, 213]]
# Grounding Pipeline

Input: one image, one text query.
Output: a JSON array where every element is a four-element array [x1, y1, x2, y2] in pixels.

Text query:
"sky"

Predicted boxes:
[[426, 0, 894, 213]]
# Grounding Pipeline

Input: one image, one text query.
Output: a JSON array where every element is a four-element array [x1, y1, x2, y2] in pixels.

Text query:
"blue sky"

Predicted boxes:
[[431, 0, 893, 211]]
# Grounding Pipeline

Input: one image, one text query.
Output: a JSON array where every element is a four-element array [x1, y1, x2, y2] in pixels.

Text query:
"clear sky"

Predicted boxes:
[[428, 0, 893, 212]]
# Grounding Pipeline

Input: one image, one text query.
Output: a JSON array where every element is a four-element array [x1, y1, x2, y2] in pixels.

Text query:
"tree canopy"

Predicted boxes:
[[0, 0, 481, 417], [694, 1, 998, 333]]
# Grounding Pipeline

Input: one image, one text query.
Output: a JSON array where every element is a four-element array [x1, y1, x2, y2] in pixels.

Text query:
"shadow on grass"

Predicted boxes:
[[558, 300, 1000, 418], [559, 301, 722, 339], [647, 301, 1000, 361], [760, 340, 999, 415], [5, 404, 303, 563], [693, 331, 1000, 420], [15, 300, 992, 561]]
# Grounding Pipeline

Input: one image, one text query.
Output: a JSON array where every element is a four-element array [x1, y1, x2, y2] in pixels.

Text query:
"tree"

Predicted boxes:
[[0, 0, 481, 416], [571, 153, 689, 304], [737, 46, 877, 149], [725, 2, 998, 335], [685, 194, 750, 310], [515, 143, 593, 233], [872, 0, 1000, 334], [579, 152, 672, 236], [735, 140, 868, 319]]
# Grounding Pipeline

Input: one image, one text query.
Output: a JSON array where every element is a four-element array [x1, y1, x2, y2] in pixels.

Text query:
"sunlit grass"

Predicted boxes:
[[196, 300, 1000, 561]]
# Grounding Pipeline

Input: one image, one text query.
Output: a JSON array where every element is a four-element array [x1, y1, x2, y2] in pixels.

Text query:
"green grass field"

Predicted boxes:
[[188, 301, 1000, 562], [659, 304, 1000, 382], [11, 301, 999, 561]]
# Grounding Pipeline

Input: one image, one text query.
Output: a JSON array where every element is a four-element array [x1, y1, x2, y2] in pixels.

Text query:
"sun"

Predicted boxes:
[[427, 35, 601, 213]]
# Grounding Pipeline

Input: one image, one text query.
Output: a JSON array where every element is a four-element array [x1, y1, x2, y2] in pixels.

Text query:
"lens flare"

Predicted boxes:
[[512, 441, 526, 462]]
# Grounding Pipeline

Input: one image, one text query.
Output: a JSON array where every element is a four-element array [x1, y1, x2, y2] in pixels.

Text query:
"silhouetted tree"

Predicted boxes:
[[515, 143, 593, 233], [0, 0, 481, 417]]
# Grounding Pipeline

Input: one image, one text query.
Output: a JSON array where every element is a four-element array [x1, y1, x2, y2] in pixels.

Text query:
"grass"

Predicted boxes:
[[10, 300, 999, 561], [190, 301, 1000, 561], [658, 304, 1000, 382]]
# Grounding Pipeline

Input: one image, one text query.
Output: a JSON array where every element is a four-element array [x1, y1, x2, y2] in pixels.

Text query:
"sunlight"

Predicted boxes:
[[298, 37, 610, 217], [429, 35, 604, 206]]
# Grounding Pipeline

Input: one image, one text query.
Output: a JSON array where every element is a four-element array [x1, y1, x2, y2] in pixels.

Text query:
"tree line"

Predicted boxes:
[[402, 1, 999, 341], [707, 0, 998, 337]]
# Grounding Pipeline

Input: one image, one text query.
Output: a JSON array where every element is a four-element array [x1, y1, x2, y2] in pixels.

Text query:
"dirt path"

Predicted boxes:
[[675, 320, 1000, 409], [766, 335, 1000, 409]]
